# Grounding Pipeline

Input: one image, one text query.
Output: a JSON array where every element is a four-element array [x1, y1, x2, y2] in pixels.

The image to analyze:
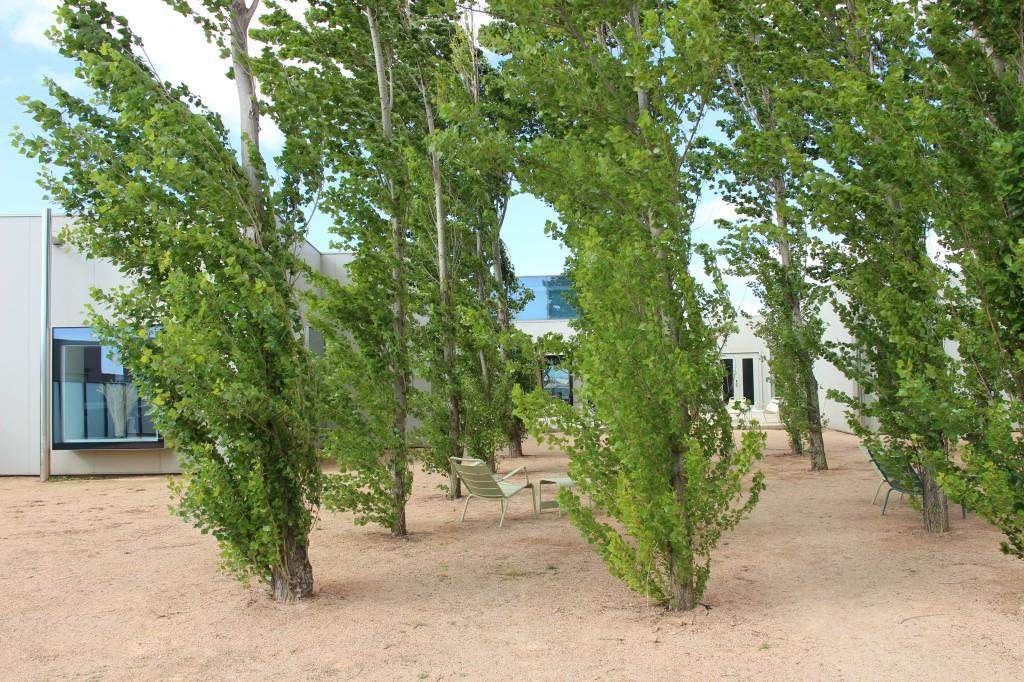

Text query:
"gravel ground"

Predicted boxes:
[[1, 429, 1022, 680]]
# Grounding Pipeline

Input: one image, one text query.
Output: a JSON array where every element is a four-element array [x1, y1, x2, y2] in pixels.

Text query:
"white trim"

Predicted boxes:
[[39, 209, 52, 481]]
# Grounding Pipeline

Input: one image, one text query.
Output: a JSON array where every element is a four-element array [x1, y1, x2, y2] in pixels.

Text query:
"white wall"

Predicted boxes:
[[731, 305, 861, 433], [0, 215, 43, 475], [513, 318, 574, 339], [319, 252, 354, 285], [811, 302, 859, 433], [47, 215, 179, 475]]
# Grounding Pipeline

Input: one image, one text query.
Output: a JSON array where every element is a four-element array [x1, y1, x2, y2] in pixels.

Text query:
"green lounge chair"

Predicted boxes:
[[450, 457, 535, 527], [860, 444, 966, 518], [860, 444, 921, 515]]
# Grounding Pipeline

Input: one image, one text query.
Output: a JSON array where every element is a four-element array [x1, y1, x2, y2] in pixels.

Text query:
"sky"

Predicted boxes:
[[0, 1, 751, 303]]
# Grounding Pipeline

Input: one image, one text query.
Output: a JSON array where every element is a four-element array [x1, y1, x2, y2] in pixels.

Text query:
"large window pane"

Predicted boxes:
[[52, 327, 161, 449], [515, 275, 579, 321], [542, 355, 573, 405], [722, 359, 735, 402], [742, 357, 755, 405]]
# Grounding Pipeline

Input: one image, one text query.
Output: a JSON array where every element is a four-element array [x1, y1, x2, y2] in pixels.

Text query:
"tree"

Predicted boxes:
[[255, 2, 529, 529], [918, 0, 1024, 556], [491, 1, 765, 611], [795, 0, 960, 533], [438, 9, 534, 464], [399, 4, 532, 495], [254, 0, 424, 534], [712, 0, 830, 470], [15, 0, 322, 600]]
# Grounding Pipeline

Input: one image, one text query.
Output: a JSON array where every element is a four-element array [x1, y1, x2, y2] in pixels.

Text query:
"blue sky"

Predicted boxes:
[[0, 1, 748, 299]]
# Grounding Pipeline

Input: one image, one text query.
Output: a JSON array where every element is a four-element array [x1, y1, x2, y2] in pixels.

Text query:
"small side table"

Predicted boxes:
[[536, 476, 575, 515]]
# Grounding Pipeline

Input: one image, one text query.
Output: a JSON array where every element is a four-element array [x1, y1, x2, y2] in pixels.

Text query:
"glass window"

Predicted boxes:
[[52, 327, 161, 449], [722, 358, 735, 402], [306, 325, 325, 357], [742, 357, 755, 404], [542, 355, 573, 405], [515, 275, 579, 321]]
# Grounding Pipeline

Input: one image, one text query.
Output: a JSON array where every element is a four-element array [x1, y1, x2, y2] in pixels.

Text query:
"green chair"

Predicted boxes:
[[450, 457, 536, 527], [860, 444, 921, 515], [860, 444, 966, 518]]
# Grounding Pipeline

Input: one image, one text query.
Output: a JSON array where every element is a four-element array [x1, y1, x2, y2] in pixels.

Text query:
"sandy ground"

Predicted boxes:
[[1, 430, 1022, 681]]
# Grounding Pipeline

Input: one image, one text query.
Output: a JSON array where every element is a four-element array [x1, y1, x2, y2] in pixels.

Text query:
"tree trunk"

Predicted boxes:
[[475, 230, 497, 472], [805, 371, 828, 471], [490, 208, 512, 333], [271, 529, 313, 603], [921, 446, 951, 532], [489, 199, 522, 457], [390, 445, 408, 537], [666, 443, 697, 612], [668, 576, 697, 612], [228, 0, 264, 230], [508, 417, 525, 458], [921, 467, 950, 533], [475, 229, 493, 402], [772, 176, 828, 471], [367, 5, 411, 535], [366, 7, 391, 141], [418, 72, 463, 499], [389, 238, 411, 533], [388, 208, 411, 532]]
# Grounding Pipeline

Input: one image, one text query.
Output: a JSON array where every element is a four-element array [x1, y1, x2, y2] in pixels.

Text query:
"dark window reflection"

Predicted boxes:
[[542, 355, 573, 405], [52, 327, 160, 449], [722, 359, 735, 402]]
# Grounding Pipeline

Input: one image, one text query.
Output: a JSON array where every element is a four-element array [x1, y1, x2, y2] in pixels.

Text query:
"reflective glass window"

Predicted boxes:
[[52, 327, 160, 449], [515, 275, 579, 321]]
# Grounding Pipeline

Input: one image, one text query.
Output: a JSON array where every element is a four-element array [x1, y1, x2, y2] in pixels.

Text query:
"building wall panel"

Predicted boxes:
[[0, 215, 42, 474]]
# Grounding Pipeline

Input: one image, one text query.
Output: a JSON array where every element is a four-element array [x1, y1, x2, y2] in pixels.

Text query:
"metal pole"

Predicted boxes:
[[39, 209, 52, 481]]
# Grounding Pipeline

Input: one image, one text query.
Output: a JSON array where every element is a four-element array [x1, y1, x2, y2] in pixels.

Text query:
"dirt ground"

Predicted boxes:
[[1, 430, 1022, 681]]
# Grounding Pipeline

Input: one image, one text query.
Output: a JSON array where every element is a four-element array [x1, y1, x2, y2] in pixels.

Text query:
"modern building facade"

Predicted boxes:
[[0, 212, 352, 476], [0, 212, 859, 477], [513, 267, 860, 433]]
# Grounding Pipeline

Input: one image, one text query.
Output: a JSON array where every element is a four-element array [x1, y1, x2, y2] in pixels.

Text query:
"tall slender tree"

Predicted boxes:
[[256, 2, 529, 527], [918, 0, 1024, 555], [442, 9, 533, 463], [16, 0, 322, 600], [797, 0, 959, 533], [490, 1, 765, 611], [712, 0, 830, 470], [255, 1, 425, 535]]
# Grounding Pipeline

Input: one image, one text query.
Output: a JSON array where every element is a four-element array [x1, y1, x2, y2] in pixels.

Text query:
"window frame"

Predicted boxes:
[[541, 354, 574, 406], [51, 327, 164, 451]]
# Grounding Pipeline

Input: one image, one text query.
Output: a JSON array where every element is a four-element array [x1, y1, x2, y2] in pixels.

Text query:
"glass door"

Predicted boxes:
[[721, 354, 759, 407]]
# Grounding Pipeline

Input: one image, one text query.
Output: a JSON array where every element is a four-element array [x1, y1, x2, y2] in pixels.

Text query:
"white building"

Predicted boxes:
[[518, 272, 861, 433], [0, 212, 858, 477], [0, 212, 351, 477]]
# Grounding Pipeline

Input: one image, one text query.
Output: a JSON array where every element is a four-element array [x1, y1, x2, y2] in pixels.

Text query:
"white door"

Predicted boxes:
[[721, 354, 760, 408]]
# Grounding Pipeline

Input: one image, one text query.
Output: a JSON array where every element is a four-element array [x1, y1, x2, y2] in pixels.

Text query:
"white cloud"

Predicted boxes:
[[0, 0, 58, 49], [692, 196, 740, 231], [4, 0, 303, 152], [106, 1, 287, 150]]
